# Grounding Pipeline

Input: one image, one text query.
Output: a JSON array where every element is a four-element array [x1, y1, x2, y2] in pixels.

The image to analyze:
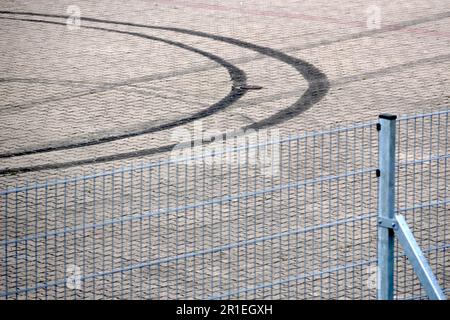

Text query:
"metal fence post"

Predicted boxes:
[[377, 114, 397, 300]]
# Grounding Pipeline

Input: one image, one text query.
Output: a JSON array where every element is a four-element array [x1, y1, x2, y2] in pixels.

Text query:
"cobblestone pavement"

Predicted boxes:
[[0, 0, 449, 299]]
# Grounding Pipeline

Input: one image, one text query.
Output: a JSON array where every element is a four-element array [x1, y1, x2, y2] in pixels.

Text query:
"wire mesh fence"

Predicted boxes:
[[394, 111, 449, 300], [0, 110, 448, 300]]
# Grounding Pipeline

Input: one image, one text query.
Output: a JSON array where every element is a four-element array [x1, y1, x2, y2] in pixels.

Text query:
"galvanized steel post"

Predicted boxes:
[[377, 114, 397, 300]]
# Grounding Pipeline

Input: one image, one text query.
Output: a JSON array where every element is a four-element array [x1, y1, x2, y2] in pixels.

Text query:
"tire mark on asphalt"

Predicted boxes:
[[236, 52, 450, 108], [76, 15, 331, 127], [2, 16, 448, 174], [0, 16, 248, 159], [1, 9, 447, 111], [1, 10, 448, 78], [0, 12, 330, 174], [3, 97, 448, 176], [6, 50, 447, 125], [0, 62, 234, 111], [0, 13, 329, 130], [7, 50, 448, 160]]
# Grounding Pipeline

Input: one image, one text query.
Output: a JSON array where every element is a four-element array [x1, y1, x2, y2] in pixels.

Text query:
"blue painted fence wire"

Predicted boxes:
[[0, 110, 448, 299]]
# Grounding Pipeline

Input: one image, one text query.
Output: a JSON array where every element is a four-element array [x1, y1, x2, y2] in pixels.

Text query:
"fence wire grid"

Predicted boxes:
[[0, 110, 449, 300]]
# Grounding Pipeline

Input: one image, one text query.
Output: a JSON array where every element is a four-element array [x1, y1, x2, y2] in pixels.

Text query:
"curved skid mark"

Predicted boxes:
[[0, 11, 330, 174], [0, 16, 247, 158]]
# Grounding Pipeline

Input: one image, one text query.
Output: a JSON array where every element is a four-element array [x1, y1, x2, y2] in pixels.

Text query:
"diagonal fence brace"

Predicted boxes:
[[392, 215, 446, 300]]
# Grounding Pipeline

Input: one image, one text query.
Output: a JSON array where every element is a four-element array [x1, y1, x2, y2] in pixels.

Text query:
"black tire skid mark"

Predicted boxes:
[[0, 12, 330, 174], [216, 52, 450, 108], [0, 16, 248, 158], [4, 5, 446, 109], [0, 78, 234, 153], [4, 7, 446, 112], [1, 11, 330, 127]]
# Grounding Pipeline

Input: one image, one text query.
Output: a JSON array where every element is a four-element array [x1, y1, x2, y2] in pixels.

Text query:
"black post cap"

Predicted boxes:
[[379, 114, 397, 120]]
